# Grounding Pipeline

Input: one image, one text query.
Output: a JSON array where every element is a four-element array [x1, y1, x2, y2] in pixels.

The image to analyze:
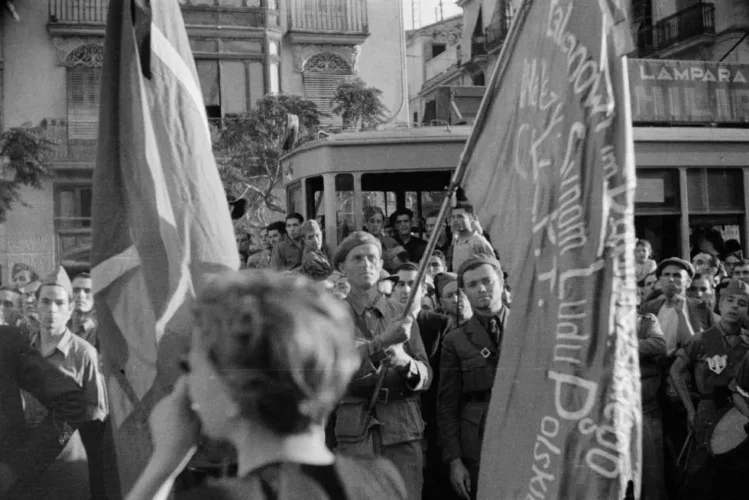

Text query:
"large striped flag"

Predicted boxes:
[[91, 0, 239, 494], [459, 1, 642, 499]]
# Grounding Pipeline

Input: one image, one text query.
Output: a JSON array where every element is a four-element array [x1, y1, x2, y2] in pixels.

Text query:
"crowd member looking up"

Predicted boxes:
[[12, 263, 38, 290], [246, 227, 273, 270], [439, 256, 507, 500], [266, 221, 286, 249], [127, 271, 407, 500], [300, 219, 333, 281], [635, 239, 657, 282], [28, 267, 108, 499], [271, 213, 305, 271], [424, 210, 451, 254], [450, 203, 495, 273], [434, 273, 473, 331], [391, 262, 453, 500], [0, 286, 22, 326], [364, 207, 399, 250], [640, 258, 713, 356], [670, 280, 749, 499], [332, 231, 431, 500], [390, 209, 427, 263], [425, 250, 447, 278], [69, 272, 98, 349], [732, 258, 749, 284], [0, 326, 92, 497]]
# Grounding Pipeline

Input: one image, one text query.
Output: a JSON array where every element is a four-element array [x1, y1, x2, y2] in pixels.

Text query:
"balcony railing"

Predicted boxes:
[[287, 0, 368, 33], [637, 2, 715, 57], [49, 0, 109, 24]]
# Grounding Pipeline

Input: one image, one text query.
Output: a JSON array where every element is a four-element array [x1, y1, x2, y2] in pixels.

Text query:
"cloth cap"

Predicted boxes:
[[333, 231, 382, 269], [457, 255, 503, 288], [364, 206, 385, 222], [656, 258, 695, 279], [721, 279, 749, 298], [39, 266, 73, 299], [434, 272, 457, 299], [299, 219, 321, 235]]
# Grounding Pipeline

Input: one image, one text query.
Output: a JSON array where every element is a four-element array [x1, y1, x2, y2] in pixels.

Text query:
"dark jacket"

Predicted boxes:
[[637, 314, 666, 411], [0, 326, 88, 492], [640, 295, 714, 334], [438, 310, 507, 463]]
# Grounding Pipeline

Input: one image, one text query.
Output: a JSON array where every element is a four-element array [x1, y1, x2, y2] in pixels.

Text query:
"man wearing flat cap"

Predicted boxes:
[[333, 231, 431, 500], [25, 266, 108, 499], [438, 255, 507, 500], [641, 257, 715, 356], [670, 279, 749, 499]]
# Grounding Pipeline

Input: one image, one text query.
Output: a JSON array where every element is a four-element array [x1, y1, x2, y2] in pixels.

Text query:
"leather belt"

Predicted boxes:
[[463, 391, 492, 403], [348, 386, 414, 404]]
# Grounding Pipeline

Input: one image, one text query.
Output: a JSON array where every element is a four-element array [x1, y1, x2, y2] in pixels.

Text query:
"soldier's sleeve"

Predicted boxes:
[[11, 330, 88, 484], [402, 319, 431, 392], [437, 332, 463, 463]]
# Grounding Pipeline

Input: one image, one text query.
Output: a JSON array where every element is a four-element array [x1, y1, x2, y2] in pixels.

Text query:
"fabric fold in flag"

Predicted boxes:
[[458, 1, 641, 499], [91, 0, 240, 494]]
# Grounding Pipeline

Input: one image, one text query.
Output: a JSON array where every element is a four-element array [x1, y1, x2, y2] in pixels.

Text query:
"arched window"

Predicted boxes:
[[303, 52, 353, 126], [65, 44, 103, 141]]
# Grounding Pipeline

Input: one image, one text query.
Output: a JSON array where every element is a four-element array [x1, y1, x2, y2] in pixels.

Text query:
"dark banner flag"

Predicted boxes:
[[92, 0, 239, 494], [460, 1, 642, 499]]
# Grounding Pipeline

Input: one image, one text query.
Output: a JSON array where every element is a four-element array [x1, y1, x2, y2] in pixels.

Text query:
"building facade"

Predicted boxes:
[[0, 0, 407, 277]]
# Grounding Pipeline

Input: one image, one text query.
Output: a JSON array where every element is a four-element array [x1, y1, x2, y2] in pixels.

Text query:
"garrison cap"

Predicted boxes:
[[39, 266, 73, 299], [721, 279, 749, 298]]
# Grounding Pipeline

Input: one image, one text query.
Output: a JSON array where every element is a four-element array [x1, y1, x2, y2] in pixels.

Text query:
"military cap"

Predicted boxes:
[[299, 219, 322, 235], [722, 279, 749, 298], [457, 255, 503, 288], [333, 231, 382, 269], [656, 257, 695, 279], [39, 266, 74, 299]]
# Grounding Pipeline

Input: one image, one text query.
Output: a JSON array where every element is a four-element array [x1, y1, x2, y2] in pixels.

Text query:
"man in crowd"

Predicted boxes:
[[723, 254, 741, 280], [732, 258, 749, 284], [439, 256, 507, 500], [425, 210, 451, 255], [391, 209, 427, 263], [30, 267, 109, 499], [391, 262, 453, 500], [299, 219, 333, 280], [0, 325, 91, 497], [687, 272, 717, 314], [69, 272, 98, 349], [365, 207, 399, 250], [11, 263, 39, 290], [266, 221, 286, 248], [450, 203, 495, 273], [425, 250, 448, 278], [670, 279, 749, 499], [333, 232, 431, 500], [0, 286, 23, 326], [245, 226, 273, 269], [271, 213, 305, 271]]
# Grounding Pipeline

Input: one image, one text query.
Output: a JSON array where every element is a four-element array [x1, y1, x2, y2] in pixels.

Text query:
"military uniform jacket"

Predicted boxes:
[[438, 310, 507, 463], [334, 295, 431, 448]]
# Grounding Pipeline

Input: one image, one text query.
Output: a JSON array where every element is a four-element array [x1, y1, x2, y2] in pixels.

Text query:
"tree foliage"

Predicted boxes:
[[331, 78, 388, 131], [213, 94, 324, 228], [0, 123, 56, 222]]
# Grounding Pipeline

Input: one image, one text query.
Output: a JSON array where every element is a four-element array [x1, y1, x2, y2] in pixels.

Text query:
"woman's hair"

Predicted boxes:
[[192, 270, 360, 436]]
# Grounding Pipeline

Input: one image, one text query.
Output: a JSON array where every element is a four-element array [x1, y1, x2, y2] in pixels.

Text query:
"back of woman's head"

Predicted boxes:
[[192, 270, 359, 436]]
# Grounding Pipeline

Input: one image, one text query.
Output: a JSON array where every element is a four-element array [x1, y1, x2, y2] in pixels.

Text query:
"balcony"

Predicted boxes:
[[286, 0, 369, 45], [48, 1, 279, 38], [485, 8, 512, 54], [425, 45, 459, 81], [637, 2, 715, 58]]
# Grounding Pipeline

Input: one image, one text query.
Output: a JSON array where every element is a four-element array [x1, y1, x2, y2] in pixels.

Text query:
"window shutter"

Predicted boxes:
[[67, 67, 101, 140], [303, 73, 350, 126]]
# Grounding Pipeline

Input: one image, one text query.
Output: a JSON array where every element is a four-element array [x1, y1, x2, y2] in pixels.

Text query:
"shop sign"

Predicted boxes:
[[628, 59, 749, 124]]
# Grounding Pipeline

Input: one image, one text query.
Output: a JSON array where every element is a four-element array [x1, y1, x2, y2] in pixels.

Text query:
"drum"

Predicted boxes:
[[707, 405, 749, 456]]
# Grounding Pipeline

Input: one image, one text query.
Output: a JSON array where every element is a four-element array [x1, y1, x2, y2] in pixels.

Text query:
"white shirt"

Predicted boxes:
[[657, 305, 680, 355]]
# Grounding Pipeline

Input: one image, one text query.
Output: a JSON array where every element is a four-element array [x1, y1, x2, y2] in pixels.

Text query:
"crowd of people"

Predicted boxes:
[[3, 200, 749, 500]]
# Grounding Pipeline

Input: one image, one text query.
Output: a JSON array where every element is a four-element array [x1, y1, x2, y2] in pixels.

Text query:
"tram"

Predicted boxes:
[[280, 125, 472, 250]]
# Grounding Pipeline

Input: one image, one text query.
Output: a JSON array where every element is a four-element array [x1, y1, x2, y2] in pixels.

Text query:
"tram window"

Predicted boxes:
[[305, 175, 324, 221], [336, 174, 354, 243], [287, 181, 302, 215]]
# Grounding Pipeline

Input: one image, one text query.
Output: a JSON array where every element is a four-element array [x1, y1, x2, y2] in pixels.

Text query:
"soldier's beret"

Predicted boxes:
[[333, 231, 382, 269], [457, 255, 503, 288]]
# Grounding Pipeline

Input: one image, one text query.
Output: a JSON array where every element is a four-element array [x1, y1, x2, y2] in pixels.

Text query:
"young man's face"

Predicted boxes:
[[734, 264, 749, 284], [395, 215, 412, 238], [439, 281, 470, 316], [260, 229, 271, 250], [341, 244, 383, 290], [304, 230, 323, 252], [366, 213, 384, 236], [13, 270, 33, 289], [687, 277, 714, 304], [643, 274, 657, 298], [37, 285, 73, 335], [724, 256, 740, 277], [450, 209, 472, 234], [425, 217, 439, 238], [72, 277, 94, 313], [462, 264, 504, 313], [394, 269, 422, 312], [426, 255, 446, 277], [286, 218, 302, 240], [0, 290, 21, 321], [719, 294, 749, 324], [268, 229, 283, 247]]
